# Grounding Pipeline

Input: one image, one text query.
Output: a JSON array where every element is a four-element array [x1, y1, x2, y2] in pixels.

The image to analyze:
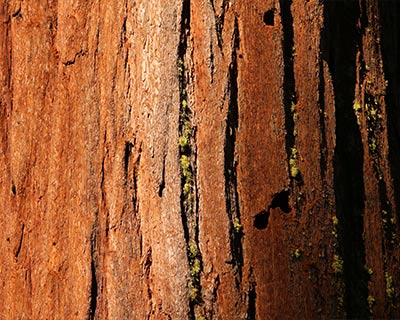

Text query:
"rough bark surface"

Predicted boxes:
[[0, 0, 399, 319]]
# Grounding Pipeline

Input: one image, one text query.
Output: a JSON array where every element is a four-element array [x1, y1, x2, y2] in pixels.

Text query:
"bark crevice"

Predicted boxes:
[[246, 271, 257, 320], [209, 0, 229, 51], [323, 1, 369, 317], [178, 0, 203, 315], [279, 0, 303, 196], [89, 225, 99, 320], [14, 223, 24, 260], [142, 247, 154, 320], [224, 16, 243, 283]]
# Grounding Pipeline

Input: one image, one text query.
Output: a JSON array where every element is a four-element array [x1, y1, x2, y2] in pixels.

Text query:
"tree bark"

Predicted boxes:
[[1, 0, 399, 319]]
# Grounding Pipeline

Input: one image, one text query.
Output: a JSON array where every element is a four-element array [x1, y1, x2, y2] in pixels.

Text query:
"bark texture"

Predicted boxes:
[[0, 0, 399, 319]]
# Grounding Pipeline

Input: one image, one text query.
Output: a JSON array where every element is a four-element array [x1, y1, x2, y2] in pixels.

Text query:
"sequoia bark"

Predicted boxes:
[[0, 0, 399, 319]]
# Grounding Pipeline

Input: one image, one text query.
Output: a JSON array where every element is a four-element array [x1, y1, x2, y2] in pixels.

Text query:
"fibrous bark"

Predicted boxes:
[[0, 0, 399, 319]]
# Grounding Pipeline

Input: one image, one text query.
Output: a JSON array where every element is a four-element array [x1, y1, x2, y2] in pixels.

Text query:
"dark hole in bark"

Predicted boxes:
[[263, 10, 275, 26], [11, 183, 16, 195], [270, 190, 291, 213], [254, 190, 291, 230], [254, 210, 270, 230]]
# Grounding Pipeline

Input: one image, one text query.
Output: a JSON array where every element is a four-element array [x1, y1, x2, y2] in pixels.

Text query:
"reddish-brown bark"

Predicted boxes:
[[1, 0, 399, 319]]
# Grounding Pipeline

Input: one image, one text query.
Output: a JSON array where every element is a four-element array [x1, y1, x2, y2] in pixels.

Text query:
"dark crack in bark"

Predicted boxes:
[[178, 0, 203, 317], [323, 1, 369, 317], [224, 17, 243, 283]]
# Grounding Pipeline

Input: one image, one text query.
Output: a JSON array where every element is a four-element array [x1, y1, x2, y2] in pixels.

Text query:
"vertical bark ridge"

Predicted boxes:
[[378, 2, 400, 225]]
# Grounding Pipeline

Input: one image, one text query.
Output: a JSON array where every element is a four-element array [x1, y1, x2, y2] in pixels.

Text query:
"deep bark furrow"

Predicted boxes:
[[123, 141, 133, 178], [324, 1, 369, 317], [132, 144, 141, 217], [245, 267, 257, 320], [279, 0, 302, 192], [224, 16, 243, 282], [209, 0, 228, 51], [89, 256, 98, 320], [246, 282, 256, 320], [89, 225, 99, 320], [158, 155, 166, 197], [178, 0, 203, 314], [14, 223, 24, 259], [143, 247, 154, 320]]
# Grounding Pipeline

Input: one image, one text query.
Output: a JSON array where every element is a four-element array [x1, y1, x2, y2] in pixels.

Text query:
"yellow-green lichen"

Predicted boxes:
[[364, 92, 385, 185], [179, 135, 189, 150], [183, 120, 191, 136], [183, 182, 192, 197], [338, 295, 344, 307], [332, 254, 344, 274], [364, 265, 374, 276], [289, 159, 298, 178], [369, 137, 377, 152], [180, 155, 191, 177], [178, 57, 202, 306], [289, 147, 299, 178], [189, 285, 199, 301], [353, 101, 362, 125], [368, 295, 375, 309], [190, 258, 201, 277], [294, 249, 302, 259], [353, 102, 361, 112], [177, 59, 184, 74], [385, 272, 395, 300], [233, 217, 242, 233], [332, 215, 339, 226], [188, 242, 201, 302], [291, 101, 296, 113], [365, 95, 382, 125], [188, 241, 198, 258], [181, 99, 187, 109]]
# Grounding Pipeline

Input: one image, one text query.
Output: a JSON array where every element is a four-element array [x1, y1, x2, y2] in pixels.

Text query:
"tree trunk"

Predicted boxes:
[[1, 0, 399, 319]]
